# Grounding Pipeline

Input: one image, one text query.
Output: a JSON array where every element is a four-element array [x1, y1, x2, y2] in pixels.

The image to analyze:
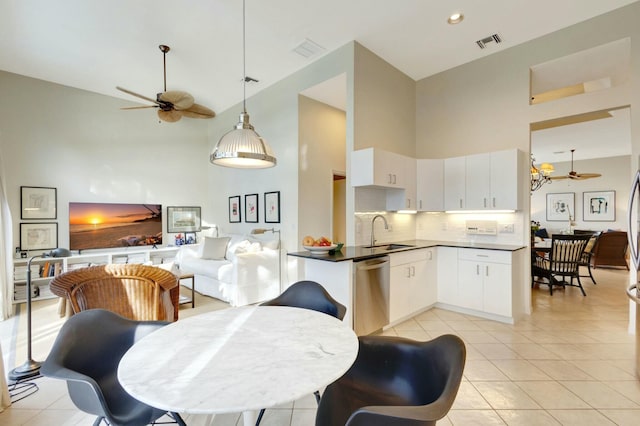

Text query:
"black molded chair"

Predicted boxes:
[[532, 234, 591, 296], [260, 280, 346, 320], [315, 334, 466, 426], [257, 280, 346, 425], [41, 309, 186, 426]]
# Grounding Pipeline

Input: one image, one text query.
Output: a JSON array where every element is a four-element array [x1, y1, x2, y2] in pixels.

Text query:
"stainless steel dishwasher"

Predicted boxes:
[[354, 256, 390, 336]]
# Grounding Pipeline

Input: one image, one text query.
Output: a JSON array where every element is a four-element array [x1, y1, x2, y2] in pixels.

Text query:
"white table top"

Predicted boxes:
[[118, 305, 359, 415]]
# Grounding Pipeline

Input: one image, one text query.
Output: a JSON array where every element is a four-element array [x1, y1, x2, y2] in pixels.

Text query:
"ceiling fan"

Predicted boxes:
[[116, 45, 215, 123], [551, 148, 602, 180]]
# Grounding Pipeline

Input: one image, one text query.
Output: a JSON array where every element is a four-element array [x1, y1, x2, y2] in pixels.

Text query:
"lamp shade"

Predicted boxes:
[[210, 112, 276, 169]]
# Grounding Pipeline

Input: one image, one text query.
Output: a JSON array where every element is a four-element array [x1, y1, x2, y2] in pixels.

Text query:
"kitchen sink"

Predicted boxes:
[[363, 243, 415, 250]]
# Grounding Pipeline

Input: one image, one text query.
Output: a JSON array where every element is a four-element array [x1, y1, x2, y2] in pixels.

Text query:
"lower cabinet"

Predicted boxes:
[[389, 249, 435, 323], [457, 249, 512, 317], [436, 247, 459, 305]]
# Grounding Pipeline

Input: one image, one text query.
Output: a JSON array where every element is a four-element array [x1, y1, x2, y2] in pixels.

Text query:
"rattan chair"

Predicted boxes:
[[50, 264, 179, 322]]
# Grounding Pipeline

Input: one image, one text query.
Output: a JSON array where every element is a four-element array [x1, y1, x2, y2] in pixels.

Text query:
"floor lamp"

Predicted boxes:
[[251, 228, 281, 289], [9, 247, 71, 382]]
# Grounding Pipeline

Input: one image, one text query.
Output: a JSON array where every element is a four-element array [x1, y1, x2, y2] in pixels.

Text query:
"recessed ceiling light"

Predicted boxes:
[[448, 12, 464, 24]]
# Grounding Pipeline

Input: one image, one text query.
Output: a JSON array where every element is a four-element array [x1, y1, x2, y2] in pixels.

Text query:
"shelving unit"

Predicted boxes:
[[13, 246, 180, 304]]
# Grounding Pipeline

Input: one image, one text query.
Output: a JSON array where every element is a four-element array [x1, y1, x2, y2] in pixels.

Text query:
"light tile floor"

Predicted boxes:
[[1, 267, 639, 425]]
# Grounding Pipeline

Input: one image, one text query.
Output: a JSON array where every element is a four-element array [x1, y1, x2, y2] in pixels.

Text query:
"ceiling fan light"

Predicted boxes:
[[210, 112, 276, 169]]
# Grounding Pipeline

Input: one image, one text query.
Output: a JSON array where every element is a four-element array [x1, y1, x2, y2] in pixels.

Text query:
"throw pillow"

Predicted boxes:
[[200, 237, 230, 260]]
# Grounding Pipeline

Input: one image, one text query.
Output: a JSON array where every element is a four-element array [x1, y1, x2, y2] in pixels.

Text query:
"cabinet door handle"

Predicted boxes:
[[492, 197, 496, 207], [388, 174, 393, 184], [459, 199, 463, 208], [393, 174, 397, 184], [484, 198, 487, 208], [419, 199, 423, 209], [428, 251, 433, 260], [406, 266, 411, 278], [476, 264, 480, 275], [485, 265, 489, 277], [411, 266, 416, 277], [406, 198, 410, 208]]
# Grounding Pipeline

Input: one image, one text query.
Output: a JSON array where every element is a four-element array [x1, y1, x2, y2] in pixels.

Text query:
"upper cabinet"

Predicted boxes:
[[354, 148, 523, 212], [417, 159, 444, 211], [445, 149, 524, 211], [351, 148, 409, 189], [443, 156, 466, 210], [352, 148, 417, 211]]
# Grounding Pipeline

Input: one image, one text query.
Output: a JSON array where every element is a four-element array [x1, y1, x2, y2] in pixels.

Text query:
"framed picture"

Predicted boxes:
[[583, 190, 615, 221], [546, 192, 575, 221], [184, 232, 196, 244], [264, 191, 280, 223], [20, 222, 58, 251], [229, 196, 241, 223], [167, 206, 201, 233], [21, 186, 57, 219], [245, 194, 259, 223]]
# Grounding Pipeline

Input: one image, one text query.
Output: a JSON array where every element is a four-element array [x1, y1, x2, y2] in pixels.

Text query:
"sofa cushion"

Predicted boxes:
[[201, 237, 230, 260]]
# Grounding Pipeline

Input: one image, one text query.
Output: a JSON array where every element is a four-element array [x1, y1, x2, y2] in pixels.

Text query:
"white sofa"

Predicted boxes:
[[176, 234, 280, 306]]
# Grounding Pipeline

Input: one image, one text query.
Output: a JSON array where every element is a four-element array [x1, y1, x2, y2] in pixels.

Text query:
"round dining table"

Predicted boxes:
[[118, 305, 359, 426]]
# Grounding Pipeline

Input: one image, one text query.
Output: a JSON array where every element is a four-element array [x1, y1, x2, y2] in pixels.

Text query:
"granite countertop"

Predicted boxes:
[[288, 239, 526, 262]]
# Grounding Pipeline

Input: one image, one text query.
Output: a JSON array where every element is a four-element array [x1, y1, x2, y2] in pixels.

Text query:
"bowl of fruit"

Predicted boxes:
[[302, 236, 338, 254]]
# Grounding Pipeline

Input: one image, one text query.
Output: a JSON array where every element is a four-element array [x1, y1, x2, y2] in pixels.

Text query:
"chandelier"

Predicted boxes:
[[531, 155, 554, 192]]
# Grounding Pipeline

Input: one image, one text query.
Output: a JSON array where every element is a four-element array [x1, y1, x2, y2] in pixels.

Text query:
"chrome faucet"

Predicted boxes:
[[371, 214, 389, 247]]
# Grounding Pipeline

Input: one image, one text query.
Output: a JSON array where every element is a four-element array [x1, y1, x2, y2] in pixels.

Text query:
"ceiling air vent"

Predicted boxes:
[[293, 38, 326, 58], [476, 34, 502, 49]]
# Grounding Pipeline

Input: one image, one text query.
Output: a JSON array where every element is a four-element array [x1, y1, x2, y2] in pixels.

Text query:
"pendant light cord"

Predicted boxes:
[[242, 0, 247, 113]]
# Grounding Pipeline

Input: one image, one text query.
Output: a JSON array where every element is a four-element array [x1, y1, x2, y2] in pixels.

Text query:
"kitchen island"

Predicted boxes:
[[289, 240, 526, 331]]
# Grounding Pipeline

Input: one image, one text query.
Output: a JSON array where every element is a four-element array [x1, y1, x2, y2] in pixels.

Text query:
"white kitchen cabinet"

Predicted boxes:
[[386, 156, 417, 211], [351, 147, 409, 189], [457, 248, 512, 317], [466, 149, 522, 210], [443, 149, 523, 211], [443, 156, 466, 210], [436, 246, 459, 305], [416, 159, 444, 211], [389, 249, 430, 323], [465, 153, 491, 209], [490, 149, 521, 210]]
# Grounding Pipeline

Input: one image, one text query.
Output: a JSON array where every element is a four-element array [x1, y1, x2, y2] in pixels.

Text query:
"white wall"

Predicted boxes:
[[531, 156, 630, 233], [298, 95, 346, 244], [0, 71, 210, 254]]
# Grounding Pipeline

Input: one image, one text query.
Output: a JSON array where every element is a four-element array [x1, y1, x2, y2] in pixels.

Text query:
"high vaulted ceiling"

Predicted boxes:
[[2, 0, 638, 117]]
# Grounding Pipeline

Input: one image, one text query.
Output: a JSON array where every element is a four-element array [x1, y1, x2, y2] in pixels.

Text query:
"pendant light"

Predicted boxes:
[[210, 0, 276, 168]]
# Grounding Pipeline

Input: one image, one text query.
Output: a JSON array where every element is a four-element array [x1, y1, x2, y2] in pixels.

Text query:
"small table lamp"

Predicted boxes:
[[9, 247, 71, 382]]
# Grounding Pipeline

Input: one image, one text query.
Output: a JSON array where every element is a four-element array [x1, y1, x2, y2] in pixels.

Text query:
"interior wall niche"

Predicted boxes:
[[530, 38, 630, 105]]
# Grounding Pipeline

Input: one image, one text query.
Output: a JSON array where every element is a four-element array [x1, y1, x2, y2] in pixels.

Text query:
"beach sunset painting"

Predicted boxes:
[[69, 202, 162, 250]]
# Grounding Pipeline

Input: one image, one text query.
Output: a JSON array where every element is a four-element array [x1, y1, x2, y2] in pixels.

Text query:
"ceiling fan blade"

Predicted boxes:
[[116, 86, 160, 105], [120, 105, 158, 110], [159, 91, 194, 110], [157, 109, 182, 122], [550, 175, 570, 180], [181, 103, 216, 119], [575, 173, 602, 180]]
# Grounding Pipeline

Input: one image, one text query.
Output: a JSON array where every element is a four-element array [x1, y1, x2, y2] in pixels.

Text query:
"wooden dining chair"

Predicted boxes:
[[532, 234, 591, 296]]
